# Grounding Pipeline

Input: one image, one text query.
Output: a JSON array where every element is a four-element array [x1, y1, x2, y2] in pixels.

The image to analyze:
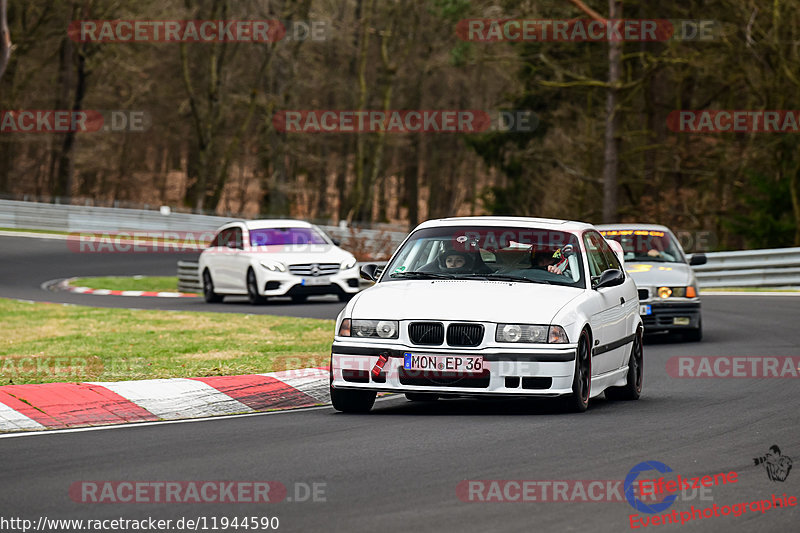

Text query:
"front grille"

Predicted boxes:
[[288, 263, 340, 276], [643, 304, 700, 328], [638, 288, 649, 301], [399, 368, 490, 388], [409, 322, 444, 345], [447, 323, 484, 347]]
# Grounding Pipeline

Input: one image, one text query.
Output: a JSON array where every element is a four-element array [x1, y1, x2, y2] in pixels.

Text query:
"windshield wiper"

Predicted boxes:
[[389, 271, 457, 280], [459, 274, 547, 284]]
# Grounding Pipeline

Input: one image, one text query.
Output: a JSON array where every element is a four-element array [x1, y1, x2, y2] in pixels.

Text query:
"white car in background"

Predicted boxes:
[[597, 224, 706, 341], [199, 219, 360, 304], [330, 216, 644, 413]]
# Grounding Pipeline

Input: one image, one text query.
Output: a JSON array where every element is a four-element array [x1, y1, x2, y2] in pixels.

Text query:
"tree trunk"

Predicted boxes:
[[0, 0, 10, 80], [54, 40, 87, 202], [602, 0, 622, 223]]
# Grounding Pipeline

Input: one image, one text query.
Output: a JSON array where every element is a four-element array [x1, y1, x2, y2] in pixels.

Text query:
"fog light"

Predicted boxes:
[[673, 317, 690, 325]]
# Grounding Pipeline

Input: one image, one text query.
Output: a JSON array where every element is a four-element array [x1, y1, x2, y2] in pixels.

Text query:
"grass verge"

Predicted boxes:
[[0, 298, 333, 385], [70, 276, 184, 293]]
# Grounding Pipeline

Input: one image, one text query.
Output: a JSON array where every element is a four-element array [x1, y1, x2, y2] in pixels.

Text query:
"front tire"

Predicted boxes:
[[202, 270, 223, 303], [565, 329, 591, 412], [330, 387, 376, 413], [246, 269, 267, 305], [606, 329, 643, 401]]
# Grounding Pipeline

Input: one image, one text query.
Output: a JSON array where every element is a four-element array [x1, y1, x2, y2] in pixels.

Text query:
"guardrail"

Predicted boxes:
[[2, 199, 798, 288], [177, 261, 202, 293], [693, 248, 800, 288], [0, 199, 406, 259]]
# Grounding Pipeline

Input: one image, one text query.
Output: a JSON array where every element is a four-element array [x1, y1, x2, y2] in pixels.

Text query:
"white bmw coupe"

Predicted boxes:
[[198, 219, 360, 304], [330, 216, 643, 413]]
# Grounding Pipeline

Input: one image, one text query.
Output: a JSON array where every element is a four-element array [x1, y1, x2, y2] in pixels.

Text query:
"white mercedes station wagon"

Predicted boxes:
[[199, 219, 360, 304], [330, 216, 644, 413]]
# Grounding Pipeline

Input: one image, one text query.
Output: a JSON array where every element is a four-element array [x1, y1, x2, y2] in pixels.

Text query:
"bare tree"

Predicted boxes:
[[0, 0, 10, 80]]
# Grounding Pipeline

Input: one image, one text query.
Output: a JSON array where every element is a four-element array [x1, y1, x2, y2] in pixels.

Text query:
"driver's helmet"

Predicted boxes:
[[437, 249, 474, 272], [531, 249, 555, 269]]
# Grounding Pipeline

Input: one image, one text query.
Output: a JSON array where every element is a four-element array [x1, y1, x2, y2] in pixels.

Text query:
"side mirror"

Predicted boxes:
[[593, 268, 625, 289], [331, 238, 341, 247], [689, 253, 707, 266], [360, 264, 379, 282]]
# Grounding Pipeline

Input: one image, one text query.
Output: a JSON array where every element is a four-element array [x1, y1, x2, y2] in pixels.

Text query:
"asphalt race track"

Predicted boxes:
[[0, 235, 346, 319], [1, 234, 799, 532]]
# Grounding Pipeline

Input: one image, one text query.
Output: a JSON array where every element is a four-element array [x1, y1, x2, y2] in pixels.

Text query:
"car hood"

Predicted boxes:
[[624, 262, 694, 286], [351, 280, 583, 323]]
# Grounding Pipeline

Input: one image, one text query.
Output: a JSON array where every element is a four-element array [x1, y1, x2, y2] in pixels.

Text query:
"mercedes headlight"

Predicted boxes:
[[260, 260, 286, 272]]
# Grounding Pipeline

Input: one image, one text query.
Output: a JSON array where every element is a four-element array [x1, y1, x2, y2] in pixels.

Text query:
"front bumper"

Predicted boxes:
[[640, 300, 701, 332], [330, 342, 577, 396], [258, 268, 361, 297]]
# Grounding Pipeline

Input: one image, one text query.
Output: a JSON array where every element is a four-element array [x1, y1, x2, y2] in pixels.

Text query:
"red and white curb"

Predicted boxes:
[[0, 368, 330, 433], [48, 277, 199, 298]]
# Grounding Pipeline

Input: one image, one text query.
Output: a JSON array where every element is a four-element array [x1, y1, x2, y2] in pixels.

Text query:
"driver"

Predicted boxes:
[[439, 250, 473, 273], [531, 250, 565, 275]]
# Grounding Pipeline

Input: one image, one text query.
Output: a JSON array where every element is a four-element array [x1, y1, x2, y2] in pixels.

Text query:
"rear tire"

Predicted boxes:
[[330, 387, 376, 413], [405, 393, 439, 402], [246, 269, 267, 305], [684, 319, 703, 342], [202, 270, 223, 303], [565, 329, 591, 413], [606, 329, 643, 401]]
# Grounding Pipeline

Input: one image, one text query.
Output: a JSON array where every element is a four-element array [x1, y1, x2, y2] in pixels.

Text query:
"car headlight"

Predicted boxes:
[[260, 260, 286, 272], [496, 324, 569, 344], [338, 319, 398, 339], [341, 258, 357, 270], [657, 286, 697, 298]]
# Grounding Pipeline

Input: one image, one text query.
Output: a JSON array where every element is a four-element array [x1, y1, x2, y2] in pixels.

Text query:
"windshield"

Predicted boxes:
[[382, 226, 585, 288], [249, 227, 329, 246], [599, 229, 685, 263]]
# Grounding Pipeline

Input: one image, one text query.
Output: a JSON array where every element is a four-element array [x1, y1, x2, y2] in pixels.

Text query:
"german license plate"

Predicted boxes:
[[403, 353, 484, 373], [639, 304, 652, 315], [302, 276, 331, 286]]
